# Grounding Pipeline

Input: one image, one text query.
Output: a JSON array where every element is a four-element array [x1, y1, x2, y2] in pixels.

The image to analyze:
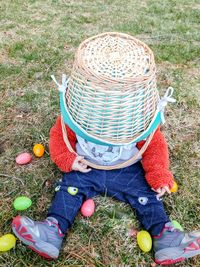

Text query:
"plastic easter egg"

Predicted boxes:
[[81, 199, 95, 217], [13, 196, 32, 211], [0, 234, 16, 252], [15, 152, 32, 165], [33, 144, 45, 157], [172, 220, 184, 231], [137, 230, 152, 252], [170, 181, 178, 193]]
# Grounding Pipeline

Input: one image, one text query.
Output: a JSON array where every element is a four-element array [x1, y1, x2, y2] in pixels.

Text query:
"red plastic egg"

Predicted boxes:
[[15, 152, 32, 165], [80, 199, 95, 217]]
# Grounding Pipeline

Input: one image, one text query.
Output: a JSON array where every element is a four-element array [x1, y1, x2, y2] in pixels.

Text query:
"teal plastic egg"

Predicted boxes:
[[172, 220, 184, 231], [0, 234, 16, 252], [137, 230, 152, 252], [13, 196, 32, 211]]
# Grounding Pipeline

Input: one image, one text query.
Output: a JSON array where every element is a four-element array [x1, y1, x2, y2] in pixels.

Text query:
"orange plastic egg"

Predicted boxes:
[[33, 144, 45, 157], [170, 181, 178, 193]]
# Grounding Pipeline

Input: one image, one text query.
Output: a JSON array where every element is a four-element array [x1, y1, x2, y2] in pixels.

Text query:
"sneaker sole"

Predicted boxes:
[[155, 239, 200, 266], [12, 216, 59, 259]]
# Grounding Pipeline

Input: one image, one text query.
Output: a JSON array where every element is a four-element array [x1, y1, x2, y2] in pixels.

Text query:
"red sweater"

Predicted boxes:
[[49, 116, 174, 190]]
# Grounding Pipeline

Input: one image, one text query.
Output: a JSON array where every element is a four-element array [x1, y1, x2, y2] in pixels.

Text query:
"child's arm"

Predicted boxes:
[[137, 127, 174, 190], [49, 116, 77, 172]]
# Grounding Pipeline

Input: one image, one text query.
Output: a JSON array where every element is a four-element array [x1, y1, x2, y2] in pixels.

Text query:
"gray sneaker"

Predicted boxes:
[[153, 222, 200, 265], [12, 215, 64, 259]]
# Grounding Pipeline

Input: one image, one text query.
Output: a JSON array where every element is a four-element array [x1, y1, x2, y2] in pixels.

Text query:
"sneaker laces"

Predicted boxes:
[[168, 226, 176, 232], [45, 219, 64, 237], [167, 226, 182, 233]]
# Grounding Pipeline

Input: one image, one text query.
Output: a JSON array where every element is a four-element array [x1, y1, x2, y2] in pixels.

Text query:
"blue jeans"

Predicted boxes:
[[48, 162, 169, 235]]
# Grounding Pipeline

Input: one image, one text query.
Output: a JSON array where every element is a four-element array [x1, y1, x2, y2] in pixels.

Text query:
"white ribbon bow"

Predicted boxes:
[[51, 74, 68, 93], [158, 87, 176, 124]]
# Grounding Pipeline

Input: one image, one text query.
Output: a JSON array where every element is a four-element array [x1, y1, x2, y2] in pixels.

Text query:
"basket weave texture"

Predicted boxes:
[[66, 32, 159, 144]]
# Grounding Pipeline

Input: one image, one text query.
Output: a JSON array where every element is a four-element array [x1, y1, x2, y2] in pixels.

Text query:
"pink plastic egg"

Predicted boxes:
[[15, 152, 32, 165], [80, 199, 95, 217]]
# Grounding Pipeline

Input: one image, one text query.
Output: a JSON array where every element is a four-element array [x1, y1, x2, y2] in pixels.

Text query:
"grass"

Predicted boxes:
[[0, 0, 200, 266]]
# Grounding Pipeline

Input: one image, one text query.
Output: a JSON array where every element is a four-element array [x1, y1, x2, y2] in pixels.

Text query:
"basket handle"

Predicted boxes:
[[61, 116, 155, 170]]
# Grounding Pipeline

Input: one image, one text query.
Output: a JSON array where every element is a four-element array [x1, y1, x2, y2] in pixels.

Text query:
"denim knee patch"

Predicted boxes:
[[55, 184, 79, 196], [67, 186, 79, 196], [138, 196, 148, 205]]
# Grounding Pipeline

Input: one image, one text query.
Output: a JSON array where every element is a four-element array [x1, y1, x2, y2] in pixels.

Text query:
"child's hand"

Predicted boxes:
[[72, 156, 92, 173], [151, 186, 171, 198]]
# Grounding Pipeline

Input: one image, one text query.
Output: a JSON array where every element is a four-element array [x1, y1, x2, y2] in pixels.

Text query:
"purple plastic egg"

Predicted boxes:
[[16, 152, 32, 165], [81, 199, 95, 217]]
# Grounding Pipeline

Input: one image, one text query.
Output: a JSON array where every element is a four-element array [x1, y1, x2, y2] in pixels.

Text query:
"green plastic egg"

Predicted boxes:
[[13, 196, 32, 211], [0, 234, 16, 252], [137, 230, 152, 252], [172, 220, 184, 231]]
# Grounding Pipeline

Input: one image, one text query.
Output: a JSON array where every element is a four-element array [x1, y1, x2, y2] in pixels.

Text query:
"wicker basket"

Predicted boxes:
[[66, 32, 159, 145], [51, 32, 168, 169]]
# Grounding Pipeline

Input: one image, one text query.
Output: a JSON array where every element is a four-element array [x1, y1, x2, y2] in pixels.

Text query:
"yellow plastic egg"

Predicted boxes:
[[170, 181, 178, 193], [0, 234, 16, 252], [137, 230, 152, 252]]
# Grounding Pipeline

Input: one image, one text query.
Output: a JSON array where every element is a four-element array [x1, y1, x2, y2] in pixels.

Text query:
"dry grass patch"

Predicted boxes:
[[0, 0, 200, 266]]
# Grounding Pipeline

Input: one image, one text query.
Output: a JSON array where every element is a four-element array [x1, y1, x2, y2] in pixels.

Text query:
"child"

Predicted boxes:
[[12, 33, 200, 265]]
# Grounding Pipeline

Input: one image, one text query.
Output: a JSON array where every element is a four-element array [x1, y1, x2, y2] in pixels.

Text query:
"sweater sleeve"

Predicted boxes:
[[137, 127, 174, 190], [49, 116, 77, 172]]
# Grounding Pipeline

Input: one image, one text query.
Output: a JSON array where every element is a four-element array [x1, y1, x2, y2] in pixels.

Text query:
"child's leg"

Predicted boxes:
[[105, 162, 169, 235], [104, 162, 200, 265], [12, 169, 106, 259], [47, 170, 104, 233]]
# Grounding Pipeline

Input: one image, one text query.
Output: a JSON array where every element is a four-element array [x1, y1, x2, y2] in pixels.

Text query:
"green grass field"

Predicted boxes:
[[0, 0, 200, 266]]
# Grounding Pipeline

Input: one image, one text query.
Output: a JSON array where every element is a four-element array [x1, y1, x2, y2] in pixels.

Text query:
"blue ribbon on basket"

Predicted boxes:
[[51, 74, 176, 145]]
